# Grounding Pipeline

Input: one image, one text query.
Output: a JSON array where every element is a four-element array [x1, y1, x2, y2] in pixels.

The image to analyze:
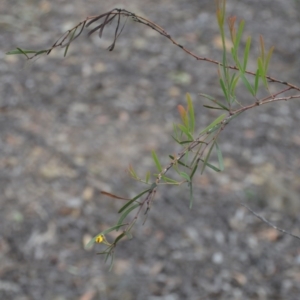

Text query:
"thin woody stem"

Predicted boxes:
[[23, 9, 300, 93], [240, 202, 300, 241]]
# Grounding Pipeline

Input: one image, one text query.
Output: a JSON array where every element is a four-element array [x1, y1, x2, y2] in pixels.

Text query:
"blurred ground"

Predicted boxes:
[[1, 0, 300, 299]]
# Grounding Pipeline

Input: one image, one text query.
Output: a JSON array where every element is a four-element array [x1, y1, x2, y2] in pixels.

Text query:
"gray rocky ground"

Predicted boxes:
[[1, 0, 300, 299]]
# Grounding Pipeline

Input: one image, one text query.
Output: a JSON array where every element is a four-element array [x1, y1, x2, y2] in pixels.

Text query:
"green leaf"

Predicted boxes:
[[117, 203, 141, 229], [64, 27, 77, 57], [171, 135, 181, 144], [257, 57, 264, 77], [161, 175, 179, 184], [215, 142, 224, 171], [36, 50, 50, 55], [114, 232, 126, 244], [104, 251, 111, 263], [203, 105, 224, 110], [254, 69, 260, 95], [235, 20, 245, 51], [257, 57, 267, 88], [190, 162, 199, 179], [189, 181, 193, 209], [224, 111, 242, 124], [231, 46, 237, 62], [125, 231, 133, 239], [152, 150, 162, 172], [118, 189, 150, 214], [199, 158, 221, 172], [6, 48, 43, 55], [240, 73, 255, 96], [201, 142, 215, 174], [199, 93, 217, 101], [127, 219, 137, 233], [180, 172, 191, 182], [169, 155, 191, 168], [212, 101, 230, 111], [177, 124, 194, 140], [85, 224, 127, 249], [264, 46, 274, 73], [230, 74, 240, 98], [259, 35, 265, 62], [108, 253, 115, 271], [186, 93, 195, 134], [200, 113, 226, 135], [179, 140, 194, 144], [128, 164, 138, 179], [243, 36, 251, 71], [178, 105, 188, 127], [207, 124, 222, 134], [145, 171, 150, 184], [219, 78, 229, 103], [200, 93, 230, 111], [173, 123, 180, 139]]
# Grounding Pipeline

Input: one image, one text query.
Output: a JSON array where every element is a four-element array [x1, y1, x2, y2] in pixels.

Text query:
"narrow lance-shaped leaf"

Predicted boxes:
[[243, 36, 251, 71], [6, 48, 48, 56], [152, 150, 162, 172], [259, 35, 265, 62], [186, 93, 195, 134], [200, 113, 226, 135], [223, 111, 242, 125], [228, 16, 236, 45], [118, 189, 151, 214], [240, 73, 255, 96], [172, 123, 182, 144], [201, 142, 215, 174], [191, 142, 204, 166], [264, 46, 274, 74], [169, 155, 191, 168], [64, 27, 77, 57], [117, 203, 141, 229], [125, 231, 133, 240], [171, 135, 182, 144], [203, 105, 224, 110], [231, 46, 237, 63], [85, 224, 127, 249], [216, 0, 226, 30], [101, 191, 130, 201], [215, 142, 224, 171], [177, 124, 194, 140], [128, 164, 138, 179], [180, 171, 191, 182], [114, 232, 126, 245], [207, 123, 222, 134], [178, 140, 194, 144], [219, 78, 229, 103], [177, 105, 188, 127], [190, 162, 199, 179], [202, 94, 230, 111], [145, 171, 150, 184], [108, 253, 115, 271], [183, 150, 190, 166], [199, 93, 217, 102], [257, 57, 267, 88], [161, 175, 180, 184], [254, 69, 260, 95], [189, 181, 193, 209], [230, 74, 240, 98], [234, 20, 245, 51], [199, 158, 221, 172]]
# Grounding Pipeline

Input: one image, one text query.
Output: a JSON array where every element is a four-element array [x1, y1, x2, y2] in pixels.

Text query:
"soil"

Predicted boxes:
[[1, 0, 300, 299]]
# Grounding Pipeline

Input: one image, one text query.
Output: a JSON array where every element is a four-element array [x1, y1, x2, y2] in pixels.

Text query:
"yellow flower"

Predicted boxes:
[[95, 234, 104, 243]]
